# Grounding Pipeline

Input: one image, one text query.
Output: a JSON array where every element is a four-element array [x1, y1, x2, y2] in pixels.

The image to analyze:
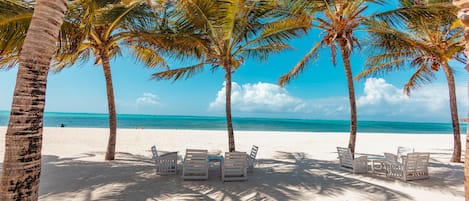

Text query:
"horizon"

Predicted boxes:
[[0, 110, 463, 124]]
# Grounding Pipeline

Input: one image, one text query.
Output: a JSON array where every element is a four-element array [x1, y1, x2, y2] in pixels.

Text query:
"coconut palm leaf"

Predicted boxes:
[[152, 62, 207, 81], [279, 42, 323, 86]]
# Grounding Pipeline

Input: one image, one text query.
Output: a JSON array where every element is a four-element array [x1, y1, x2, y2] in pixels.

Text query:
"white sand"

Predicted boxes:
[[0, 127, 464, 201]]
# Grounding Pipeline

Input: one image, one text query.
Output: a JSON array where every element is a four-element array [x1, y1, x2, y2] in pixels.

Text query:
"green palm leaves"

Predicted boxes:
[[358, 1, 464, 94], [55, 0, 165, 70], [152, 0, 309, 81], [0, 0, 33, 69]]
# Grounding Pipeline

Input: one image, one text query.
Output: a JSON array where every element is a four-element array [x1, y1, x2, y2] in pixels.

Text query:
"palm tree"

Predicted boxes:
[[152, 0, 310, 151], [54, 0, 168, 160], [278, 0, 383, 156], [357, 2, 464, 162], [0, 0, 68, 199]]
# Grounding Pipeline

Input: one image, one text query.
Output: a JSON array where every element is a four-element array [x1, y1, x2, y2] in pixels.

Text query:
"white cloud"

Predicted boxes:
[[357, 78, 466, 121], [209, 82, 306, 113], [208, 79, 467, 122], [136, 92, 159, 106]]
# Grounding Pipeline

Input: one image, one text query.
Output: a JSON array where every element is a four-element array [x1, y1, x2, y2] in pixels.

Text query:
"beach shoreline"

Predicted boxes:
[[0, 126, 464, 200]]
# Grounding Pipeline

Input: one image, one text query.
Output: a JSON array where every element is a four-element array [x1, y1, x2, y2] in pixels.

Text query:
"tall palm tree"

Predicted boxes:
[[357, 1, 465, 162], [54, 0, 168, 160], [152, 0, 309, 151], [279, 0, 383, 156], [453, 0, 469, 198], [0, 0, 68, 200]]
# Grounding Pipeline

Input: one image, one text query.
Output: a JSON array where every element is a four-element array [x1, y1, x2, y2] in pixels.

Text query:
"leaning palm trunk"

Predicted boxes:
[[442, 62, 462, 163], [224, 64, 236, 152], [338, 39, 358, 156], [101, 50, 118, 160], [0, 0, 67, 200]]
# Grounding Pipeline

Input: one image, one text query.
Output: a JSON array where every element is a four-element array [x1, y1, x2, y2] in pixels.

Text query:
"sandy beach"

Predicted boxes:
[[0, 126, 464, 200]]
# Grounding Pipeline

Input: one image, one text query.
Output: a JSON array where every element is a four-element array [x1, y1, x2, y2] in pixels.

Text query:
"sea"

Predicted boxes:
[[0, 111, 465, 134]]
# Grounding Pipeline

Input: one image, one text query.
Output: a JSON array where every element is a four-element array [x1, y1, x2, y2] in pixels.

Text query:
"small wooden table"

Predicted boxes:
[[368, 156, 386, 173], [208, 154, 224, 179]]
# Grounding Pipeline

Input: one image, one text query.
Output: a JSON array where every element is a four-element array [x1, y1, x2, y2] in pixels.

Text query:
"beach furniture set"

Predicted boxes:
[[337, 146, 430, 181], [151, 145, 258, 182]]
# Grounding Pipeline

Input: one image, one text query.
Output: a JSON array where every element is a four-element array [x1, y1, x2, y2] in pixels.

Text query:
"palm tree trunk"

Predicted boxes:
[[338, 39, 358, 157], [224, 65, 236, 152], [454, 1, 469, 198], [101, 50, 117, 161], [0, 0, 67, 200], [442, 62, 462, 163], [454, 1, 469, 197]]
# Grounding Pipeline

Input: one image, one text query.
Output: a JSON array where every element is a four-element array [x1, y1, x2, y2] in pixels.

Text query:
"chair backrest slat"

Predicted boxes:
[[151, 145, 158, 160], [337, 147, 353, 168], [250, 145, 258, 159]]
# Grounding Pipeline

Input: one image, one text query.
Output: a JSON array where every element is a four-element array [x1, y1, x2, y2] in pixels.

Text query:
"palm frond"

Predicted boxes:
[[242, 43, 293, 62], [0, 0, 33, 66], [403, 64, 436, 95], [371, 2, 455, 28], [218, 0, 239, 41], [279, 42, 323, 86], [128, 44, 168, 68], [0, 53, 19, 70], [151, 62, 207, 81]]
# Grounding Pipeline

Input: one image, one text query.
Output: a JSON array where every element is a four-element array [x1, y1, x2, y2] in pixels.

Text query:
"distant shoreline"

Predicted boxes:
[[0, 111, 465, 134]]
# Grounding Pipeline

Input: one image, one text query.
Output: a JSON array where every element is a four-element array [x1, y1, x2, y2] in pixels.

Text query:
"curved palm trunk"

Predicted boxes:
[[338, 40, 358, 157], [442, 62, 461, 163], [0, 0, 67, 200], [454, 1, 469, 198], [224, 65, 235, 152], [101, 50, 117, 160]]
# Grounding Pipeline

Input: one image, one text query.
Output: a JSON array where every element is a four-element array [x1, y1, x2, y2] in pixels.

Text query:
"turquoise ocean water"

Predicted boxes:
[[0, 111, 465, 134]]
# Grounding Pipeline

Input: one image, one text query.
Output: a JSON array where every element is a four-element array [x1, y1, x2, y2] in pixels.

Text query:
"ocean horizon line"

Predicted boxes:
[[0, 110, 458, 124]]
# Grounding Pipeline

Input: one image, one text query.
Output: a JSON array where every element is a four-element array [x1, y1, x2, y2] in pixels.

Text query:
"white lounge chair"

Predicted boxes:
[[336, 147, 368, 174], [222, 152, 248, 181], [247, 145, 258, 172], [384, 152, 430, 181], [182, 149, 209, 180], [384, 146, 414, 164], [151, 145, 178, 175]]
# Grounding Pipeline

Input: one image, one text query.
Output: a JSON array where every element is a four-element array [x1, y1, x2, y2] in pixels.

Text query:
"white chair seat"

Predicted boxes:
[[182, 149, 208, 180]]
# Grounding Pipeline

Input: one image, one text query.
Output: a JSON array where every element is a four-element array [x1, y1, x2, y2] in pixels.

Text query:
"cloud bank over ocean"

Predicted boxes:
[[209, 78, 467, 122]]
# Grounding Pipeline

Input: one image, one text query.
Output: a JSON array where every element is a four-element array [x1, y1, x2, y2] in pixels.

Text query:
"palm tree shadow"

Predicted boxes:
[[37, 151, 460, 200]]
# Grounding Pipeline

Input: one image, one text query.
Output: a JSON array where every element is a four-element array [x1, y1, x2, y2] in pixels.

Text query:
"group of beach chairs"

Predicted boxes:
[[151, 145, 258, 182], [152, 144, 430, 182], [337, 146, 430, 181]]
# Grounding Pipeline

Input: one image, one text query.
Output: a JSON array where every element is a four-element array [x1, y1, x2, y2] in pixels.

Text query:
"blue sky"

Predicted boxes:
[[0, 2, 467, 123]]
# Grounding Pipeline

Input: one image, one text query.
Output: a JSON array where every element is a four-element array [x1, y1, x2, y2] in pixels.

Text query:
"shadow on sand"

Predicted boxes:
[[37, 151, 462, 200]]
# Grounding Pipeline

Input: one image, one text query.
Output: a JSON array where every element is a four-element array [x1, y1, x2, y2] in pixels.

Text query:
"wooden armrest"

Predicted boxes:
[[354, 156, 367, 161]]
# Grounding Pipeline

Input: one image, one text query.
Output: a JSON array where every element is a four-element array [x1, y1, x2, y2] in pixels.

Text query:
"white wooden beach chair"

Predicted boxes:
[[151, 145, 178, 175], [336, 147, 368, 174], [182, 149, 209, 180], [222, 151, 248, 181], [384, 146, 414, 164], [247, 145, 258, 172], [384, 152, 430, 181]]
